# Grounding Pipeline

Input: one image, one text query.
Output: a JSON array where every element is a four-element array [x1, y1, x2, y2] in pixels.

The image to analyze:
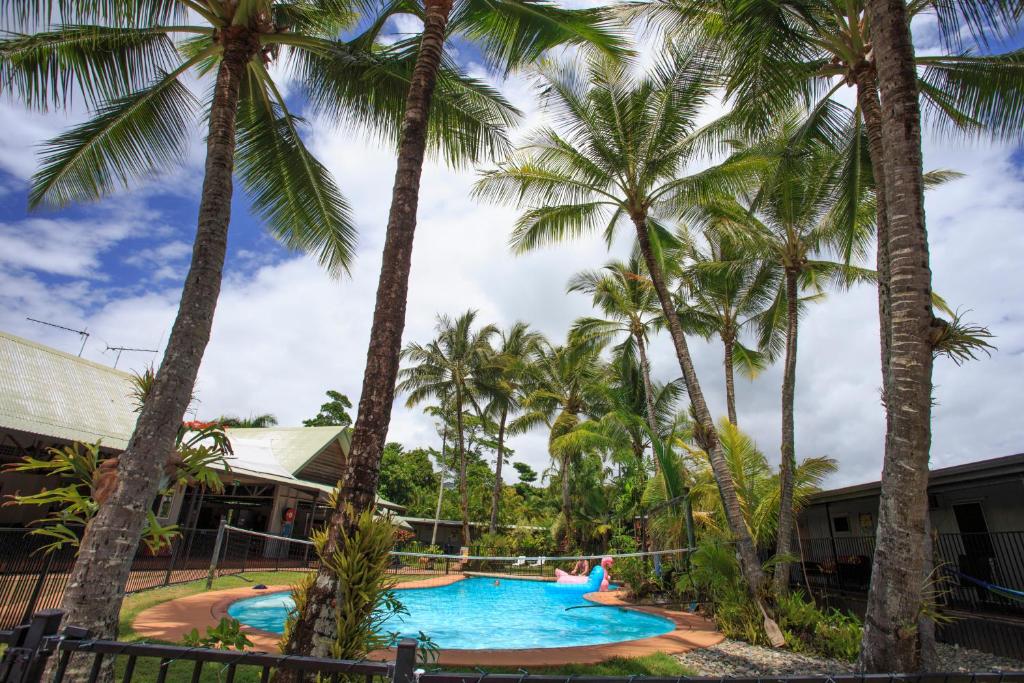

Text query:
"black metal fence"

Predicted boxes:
[[799, 531, 1024, 614], [3, 610, 1022, 683], [0, 526, 321, 630]]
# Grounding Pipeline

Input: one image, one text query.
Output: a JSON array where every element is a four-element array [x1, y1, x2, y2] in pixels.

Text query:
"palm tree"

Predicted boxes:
[[398, 311, 497, 546], [627, 0, 1021, 663], [216, 414, 278, 428], [517, 339, 604, 546], [679, 419, 837, 548], [691, 127, 875, 594], [474, 52, 775, 602], [484, 323, 544, 534], [568, 255, 664, 439], [282, 4, 623, 659], [0, 0, 505, 643], [673, 233, 779, 426]]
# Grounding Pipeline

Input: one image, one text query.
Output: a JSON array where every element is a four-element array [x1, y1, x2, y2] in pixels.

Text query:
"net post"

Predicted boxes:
[[392, 639, 417, 683], [206, 518, 227, 590]]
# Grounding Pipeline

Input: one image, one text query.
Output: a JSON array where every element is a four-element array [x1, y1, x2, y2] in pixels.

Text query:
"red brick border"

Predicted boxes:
[[131, 576, 722, 666]]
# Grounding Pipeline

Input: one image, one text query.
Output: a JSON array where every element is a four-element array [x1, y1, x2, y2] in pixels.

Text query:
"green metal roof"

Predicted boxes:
[[225, 426, 348, 474], [0, 330, 137, 448], [0, 331, 400, 512]]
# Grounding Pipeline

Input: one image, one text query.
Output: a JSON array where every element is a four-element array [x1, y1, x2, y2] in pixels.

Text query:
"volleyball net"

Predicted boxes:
[[206, 523, 694, 585]]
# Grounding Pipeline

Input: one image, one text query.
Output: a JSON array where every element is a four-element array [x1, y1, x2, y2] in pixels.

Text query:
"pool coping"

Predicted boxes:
[[131, 575, 722, 666]]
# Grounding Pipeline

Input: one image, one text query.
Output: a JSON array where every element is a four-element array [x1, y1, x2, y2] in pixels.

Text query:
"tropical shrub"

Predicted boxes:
[[616, 556, 660, 600], [285, 509, 436, 662], [3, 428, 228, 553], [183, 617, 253, 651], [775, 591, 862, 661]]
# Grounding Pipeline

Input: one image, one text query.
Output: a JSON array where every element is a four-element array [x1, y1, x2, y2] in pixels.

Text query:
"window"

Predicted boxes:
[[832, 515, 850, 533]]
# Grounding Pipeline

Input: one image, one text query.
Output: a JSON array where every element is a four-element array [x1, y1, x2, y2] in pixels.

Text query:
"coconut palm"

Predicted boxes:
[[517, 339, 604, 546], [473, 52, 774, 601], [398, 310, 497, 546], [568, 255, 665, 438], [483, 323, 545, 534], [627, 0, 1022, 663], [0, 0, 514, 644], [673, 232, 779, 426], [690, 127, 876, 594]]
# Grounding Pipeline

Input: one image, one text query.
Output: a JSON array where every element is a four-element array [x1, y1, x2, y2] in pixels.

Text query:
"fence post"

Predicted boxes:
[[206, 519, 227, 590], [391, 639, 417, 683], [0, 609, 64, 683]]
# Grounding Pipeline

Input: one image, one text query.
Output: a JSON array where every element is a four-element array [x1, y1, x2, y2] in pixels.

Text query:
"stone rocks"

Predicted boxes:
[[676, 639, 1024, 676]]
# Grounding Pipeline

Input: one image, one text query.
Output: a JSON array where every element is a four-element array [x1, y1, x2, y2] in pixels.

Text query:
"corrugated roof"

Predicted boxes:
[[225, 426, 346, 474], [0, 331, 399, 511], [0, 331, 137, 448]]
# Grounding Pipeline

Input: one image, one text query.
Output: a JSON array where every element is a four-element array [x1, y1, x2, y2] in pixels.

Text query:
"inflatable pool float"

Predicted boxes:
[[553, 556, 613, 591]]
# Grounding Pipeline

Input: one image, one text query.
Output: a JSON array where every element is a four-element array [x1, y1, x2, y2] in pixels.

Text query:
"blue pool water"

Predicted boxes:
[[228, 578, 674, 650]]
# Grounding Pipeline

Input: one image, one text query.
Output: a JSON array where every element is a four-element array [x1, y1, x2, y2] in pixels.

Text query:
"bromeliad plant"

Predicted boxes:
[[3, 420, 230, 554]]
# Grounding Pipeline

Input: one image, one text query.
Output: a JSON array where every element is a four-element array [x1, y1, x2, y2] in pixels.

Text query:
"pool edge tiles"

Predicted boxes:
[[227, 577, 676, 650], [130, 577, 724, 665]]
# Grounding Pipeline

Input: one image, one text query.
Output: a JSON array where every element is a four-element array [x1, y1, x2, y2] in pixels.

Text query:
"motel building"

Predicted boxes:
[[0, 330, 404, 538]]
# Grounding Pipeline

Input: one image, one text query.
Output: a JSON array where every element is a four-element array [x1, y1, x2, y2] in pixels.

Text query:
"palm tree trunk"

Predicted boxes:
[[632, 214, 766, 592], [430, 426, 448, 546], [561, 450, 572, 543], [774, 268, 799, 595], [281, 0, 452, 660], [857, 0, 935, 670], [56, 31, 252, 651], [489, 408, 508, 534], [456, 389, 471, 547], [723, 333, 738, 426], [854, 64, 893, 406], [636, 332, 660, 436]]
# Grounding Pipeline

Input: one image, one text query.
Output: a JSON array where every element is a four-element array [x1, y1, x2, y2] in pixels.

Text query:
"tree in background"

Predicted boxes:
[[377, 443, 439, 509], [399, 311, 497, 546], [673, 232, 778, 426], [217, 414, 278, 428], [303, 390, 354, 428], [483, 323, 544, 533]]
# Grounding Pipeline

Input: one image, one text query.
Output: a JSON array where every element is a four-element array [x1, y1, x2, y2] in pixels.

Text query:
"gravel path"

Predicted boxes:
[[676, 639, 1024, 677]]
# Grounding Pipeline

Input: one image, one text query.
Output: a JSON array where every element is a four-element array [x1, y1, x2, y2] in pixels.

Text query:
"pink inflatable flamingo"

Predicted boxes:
[[554, 556, 614, 591]]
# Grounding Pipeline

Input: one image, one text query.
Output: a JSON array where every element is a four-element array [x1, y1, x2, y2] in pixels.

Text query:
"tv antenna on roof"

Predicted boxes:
[[26, 317, 89, 357], [104, 344, 159, 369]]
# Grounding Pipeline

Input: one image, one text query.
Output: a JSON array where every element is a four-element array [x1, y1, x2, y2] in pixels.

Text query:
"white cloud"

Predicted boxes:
[[0, 26, 1022, 491]]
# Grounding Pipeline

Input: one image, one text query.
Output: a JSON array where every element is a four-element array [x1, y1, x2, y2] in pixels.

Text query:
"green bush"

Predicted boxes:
[[674, 542, 862, 660], [775, 591, 862, 661], [615, 556, 660, 600]]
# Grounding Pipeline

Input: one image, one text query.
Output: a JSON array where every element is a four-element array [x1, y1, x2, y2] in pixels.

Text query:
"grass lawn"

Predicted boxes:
[[109, 570, 694, 682]]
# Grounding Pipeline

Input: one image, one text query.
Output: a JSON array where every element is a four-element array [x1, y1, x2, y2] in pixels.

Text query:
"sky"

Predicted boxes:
[[0, 8, 1022, 491]]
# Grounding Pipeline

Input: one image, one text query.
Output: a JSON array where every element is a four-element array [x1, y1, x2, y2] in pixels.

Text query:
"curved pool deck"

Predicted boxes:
[[131, 575, 722, 666]]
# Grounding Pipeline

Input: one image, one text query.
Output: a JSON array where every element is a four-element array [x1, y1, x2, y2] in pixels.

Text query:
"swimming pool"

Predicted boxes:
[[227, 578, 675, 650]]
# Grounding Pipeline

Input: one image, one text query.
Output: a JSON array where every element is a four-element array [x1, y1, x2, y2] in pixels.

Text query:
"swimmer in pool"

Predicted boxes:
[[493, 579, 500, 586]]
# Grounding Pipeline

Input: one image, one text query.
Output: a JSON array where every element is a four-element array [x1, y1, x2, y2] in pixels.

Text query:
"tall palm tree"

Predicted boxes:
[[517, 339, 604, 546], [691, 127, 875, 595], [474, 52, 775, 604], [399, 311, 497, 546], [568, 255, 664, 439], [673, 233, 779, 426], [0, 0, 505, 643], [484, 323, 544, 534], [283, 5, 623, 659], [628, 0, 1021, 663]]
